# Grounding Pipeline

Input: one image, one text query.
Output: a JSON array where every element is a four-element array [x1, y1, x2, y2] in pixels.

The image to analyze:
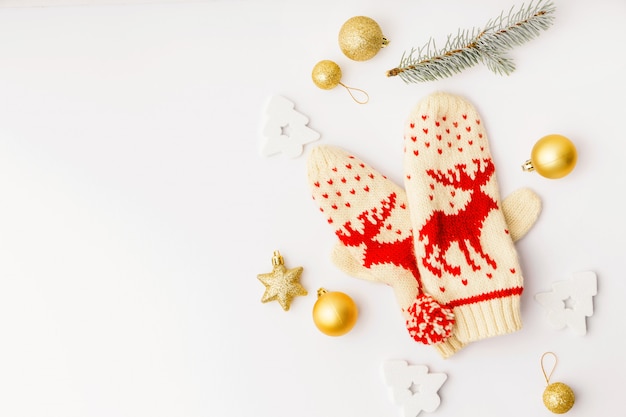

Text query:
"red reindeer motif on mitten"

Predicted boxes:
[[404, 92, 528, 344], [336, 193, 417, 276], [307, 146, 456, 347], [419, 158, 498, 278]]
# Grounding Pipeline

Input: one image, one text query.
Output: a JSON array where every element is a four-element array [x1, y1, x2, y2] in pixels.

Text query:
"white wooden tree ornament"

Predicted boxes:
[[534, 270, 597, 336], [260, 95, 320, 158], [381, 360, 447, 417]]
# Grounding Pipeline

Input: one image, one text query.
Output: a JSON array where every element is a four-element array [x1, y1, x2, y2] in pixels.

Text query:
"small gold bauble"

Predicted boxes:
[[543, 382, 575, 414], [338, 16, 388, 61], [312, 288, 358, 336], [311, 60, 342, 90], [522, 134, 578, 179]]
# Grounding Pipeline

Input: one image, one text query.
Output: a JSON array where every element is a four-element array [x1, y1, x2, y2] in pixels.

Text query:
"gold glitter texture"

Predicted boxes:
[[311, 60, 342, 90], [543, 382, 575, 414], [338, 16, 388, 61], [257, 251, 307, 311]]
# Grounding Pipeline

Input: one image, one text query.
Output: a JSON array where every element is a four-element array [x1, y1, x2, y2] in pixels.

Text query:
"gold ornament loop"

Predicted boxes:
[[339, 82, 369, 104], [541, 351, 558, 385], [271, 250, 284, 267]]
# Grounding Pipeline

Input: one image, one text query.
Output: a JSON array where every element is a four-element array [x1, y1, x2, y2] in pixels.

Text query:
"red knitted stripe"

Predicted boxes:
[[445, 286, 523, 309]]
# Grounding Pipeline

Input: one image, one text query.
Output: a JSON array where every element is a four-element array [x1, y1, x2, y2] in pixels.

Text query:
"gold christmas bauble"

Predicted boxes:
[[543, 382, 575, 414], [522, 134, 577, 179], [312, 288, 358, 336], [338, 16, 388, 61], [312, 60, 342, 90]]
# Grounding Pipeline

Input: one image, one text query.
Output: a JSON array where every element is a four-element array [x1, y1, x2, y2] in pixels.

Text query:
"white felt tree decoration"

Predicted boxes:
[[534, 270, 597, 336], [381, 360, 447, 417], [260, 95, 320, 158]]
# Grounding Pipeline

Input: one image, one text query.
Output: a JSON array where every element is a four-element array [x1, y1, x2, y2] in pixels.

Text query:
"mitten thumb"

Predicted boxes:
[[502, 187, 542, 242]]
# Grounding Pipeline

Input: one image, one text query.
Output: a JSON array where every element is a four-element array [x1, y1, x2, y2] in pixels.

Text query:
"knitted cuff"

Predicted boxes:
[[453, 295, 522, 343], [434, 334, 465, 359]]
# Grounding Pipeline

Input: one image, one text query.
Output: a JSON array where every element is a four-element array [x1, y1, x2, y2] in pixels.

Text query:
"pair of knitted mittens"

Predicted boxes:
[[307, 92, 541, 358]]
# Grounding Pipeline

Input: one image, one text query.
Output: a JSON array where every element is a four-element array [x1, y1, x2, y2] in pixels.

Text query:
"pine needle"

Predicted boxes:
[[387, 0, 556, 83]]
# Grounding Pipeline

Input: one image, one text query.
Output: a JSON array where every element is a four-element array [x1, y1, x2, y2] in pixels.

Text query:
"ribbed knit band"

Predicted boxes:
[[452, 294, 522, 343], [434, 334, 465, 359]]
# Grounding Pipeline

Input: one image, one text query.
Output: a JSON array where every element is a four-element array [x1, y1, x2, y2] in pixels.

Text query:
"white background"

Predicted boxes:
[[0, 1, 624, 416]]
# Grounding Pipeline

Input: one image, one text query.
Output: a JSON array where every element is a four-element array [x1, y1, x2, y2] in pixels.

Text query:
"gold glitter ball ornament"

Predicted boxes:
[[257, 251, 307, 311], [312, 288, 358, 336], [311, 60, 369, 104], [541, 352, 575, 414], [522, 134, 578, 179], [338, 16, 389, 61], [543, 382, 575, 414], [312, 60, 342, 90]]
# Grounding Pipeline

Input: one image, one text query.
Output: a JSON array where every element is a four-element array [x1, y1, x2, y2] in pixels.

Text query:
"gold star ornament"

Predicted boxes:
[[257, 251, 307, 311]]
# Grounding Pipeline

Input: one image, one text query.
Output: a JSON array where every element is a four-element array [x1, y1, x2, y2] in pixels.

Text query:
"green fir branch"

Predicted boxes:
[[387, 0, 556, 83]]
